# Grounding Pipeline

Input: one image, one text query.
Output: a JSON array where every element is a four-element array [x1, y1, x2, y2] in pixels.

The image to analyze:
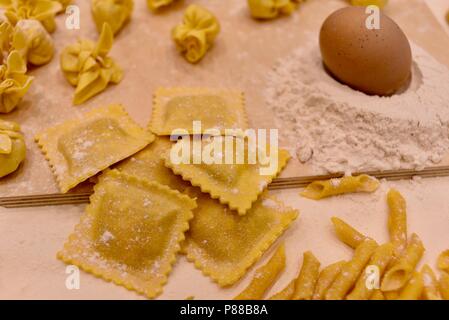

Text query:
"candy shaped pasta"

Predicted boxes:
[[312, 260, 346, 300], [0, 0, 62, 33], [437, 250, 449, 273], [350, 0, 388, 8], [172, 4, 220, 63], [60, 23, 123, 105], [387, 189, 408, 255], [12, 19, 54, 65], [247, 0, 297, 20], [381, 233, 425, 292], [325, 239, 378, 300], [91, 0, 133, 35], [301, 174, 379, 200], [147, 0, 175, 11], [291, 251, 321, 300], [331, 217, 368, 249], [0, 50, 33, 113], [421, 265, 442, 300], [234, 243, 286, 300], [0, 119, 26, 177], [346, 243, 394, 300], [397, 272, 424, 300]]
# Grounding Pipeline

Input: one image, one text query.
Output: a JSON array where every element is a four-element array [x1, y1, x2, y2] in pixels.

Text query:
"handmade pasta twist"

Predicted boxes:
[[0, 0, 62, 33], [147, 0, 175, 11], [91, 0, 134, 35], [0, 119, 26, 178], [0, 50, 33, 113], [60, 23, 123, 105], [247, 0, 298, 20], [172, 4, 220, 63]]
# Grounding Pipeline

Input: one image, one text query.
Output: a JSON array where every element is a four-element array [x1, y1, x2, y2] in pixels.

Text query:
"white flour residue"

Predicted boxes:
[[266, 42, 449, 173]]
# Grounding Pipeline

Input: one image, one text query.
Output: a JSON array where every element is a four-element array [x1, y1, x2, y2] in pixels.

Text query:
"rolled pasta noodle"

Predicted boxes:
[[301, 174, 379, 200], [421, 264, 441, 300], [325, 239, 378, 300], [234, 244, 286, 300], [381, 233, 425, 292], [370, 290, 385, 300], [312, 260, 346, 300], [291, 251, 321, 300], [387, 189, 407, 255], [347, 242, 395, 300], [437, 250, 449, 273], [268, 279, 295, 300], [331, 217, 368, 249], [439, 272, 449, 300], [397, 272, 424, 300]]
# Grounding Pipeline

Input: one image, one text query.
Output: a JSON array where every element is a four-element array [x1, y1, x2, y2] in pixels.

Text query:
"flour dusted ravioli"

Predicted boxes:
[[115, 137, 189, 192], [165, 136, 290, 215], [183, 188, 298, 287], [57, 170, 196, 298], [150, 88, 247, 135], [35, 104, 154, 193]]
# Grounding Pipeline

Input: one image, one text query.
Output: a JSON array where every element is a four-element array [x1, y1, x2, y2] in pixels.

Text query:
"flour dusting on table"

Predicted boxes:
[[266, 43, 449, 173]]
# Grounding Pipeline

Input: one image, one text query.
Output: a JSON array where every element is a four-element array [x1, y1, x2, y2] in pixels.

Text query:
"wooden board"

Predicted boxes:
[[1, 0, 449, 196]]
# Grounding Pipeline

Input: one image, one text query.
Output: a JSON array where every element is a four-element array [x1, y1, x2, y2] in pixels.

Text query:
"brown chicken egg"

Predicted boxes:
[[319, 6, 412, 96]]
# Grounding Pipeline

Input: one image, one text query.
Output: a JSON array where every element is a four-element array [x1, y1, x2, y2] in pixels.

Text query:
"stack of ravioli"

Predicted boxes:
[[35, 88, 298, 298]]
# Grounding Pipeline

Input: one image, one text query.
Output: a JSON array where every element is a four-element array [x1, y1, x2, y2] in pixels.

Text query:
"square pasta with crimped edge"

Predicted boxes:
[[182, 187, 298, 287], [114, 137, 190, 193], [35, 104, 155, 193], [150, 87, 248, 135], [57, 170, 197, 299], [165, 135, 290, 215]]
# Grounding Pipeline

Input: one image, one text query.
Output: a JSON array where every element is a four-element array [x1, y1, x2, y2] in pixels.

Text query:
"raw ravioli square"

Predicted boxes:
[[115, 137, 190, 192], [165, 136, 290, 215], [183, 187, 298, 287], [150, 87, 248, 135], [57, 170, 197, 299], [35, 104, 155, 193]]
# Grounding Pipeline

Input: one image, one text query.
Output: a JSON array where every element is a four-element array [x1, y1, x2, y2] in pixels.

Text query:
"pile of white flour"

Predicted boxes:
[[266, 43, 449, 173]]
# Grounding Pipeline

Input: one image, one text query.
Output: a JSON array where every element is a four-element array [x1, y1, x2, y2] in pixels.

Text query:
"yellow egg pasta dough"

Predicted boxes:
[[91, 0, 134, 35], [150, 87, 248, 136], [0, 0, 62, 33], [60, 23, 123, 105], [182, 188, 298, 287], [0, 50, 33, 113], [247, 0, 298, 20], [172, 4, 220, 63], [115, 137, 189, 192], [165, 136, 290, 215], [0, 119, 26, 177], [147, 0, 175, 11], [35, 104, 154, 193], [57, 170, 197, 299]]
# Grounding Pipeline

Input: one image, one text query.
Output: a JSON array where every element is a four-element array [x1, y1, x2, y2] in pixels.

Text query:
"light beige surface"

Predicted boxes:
[[1, 0, 449, 300]]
